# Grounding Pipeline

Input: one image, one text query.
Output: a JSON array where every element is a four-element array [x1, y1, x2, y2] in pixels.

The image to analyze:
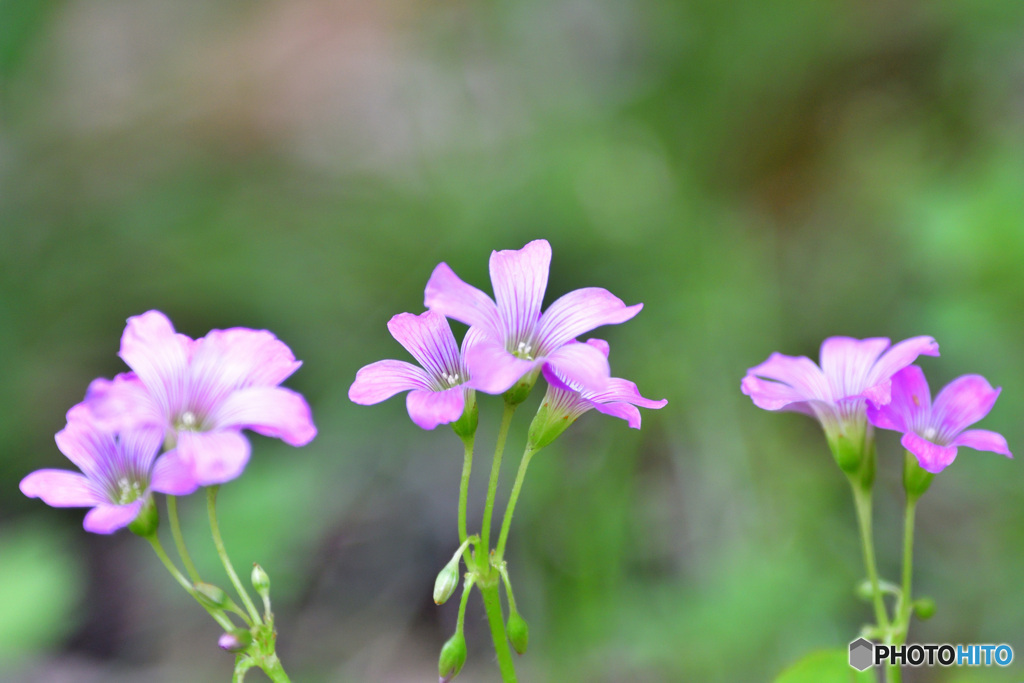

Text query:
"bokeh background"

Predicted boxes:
[[2, 0, 1023, 681]]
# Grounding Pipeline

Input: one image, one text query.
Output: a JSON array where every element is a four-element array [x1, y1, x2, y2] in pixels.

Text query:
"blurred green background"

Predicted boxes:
[[2, 0, 1023, 681]]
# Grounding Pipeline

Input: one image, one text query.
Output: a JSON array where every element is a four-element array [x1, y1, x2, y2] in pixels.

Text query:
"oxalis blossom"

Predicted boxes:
[[83, 311, 317, 487], [741, 336, 939, 468], [867, 365, 1012, 474], [424, 239, 642, 395], [20, 406, 197, 533], [349, 310, 477, 430], [528, 339, 667, 450]]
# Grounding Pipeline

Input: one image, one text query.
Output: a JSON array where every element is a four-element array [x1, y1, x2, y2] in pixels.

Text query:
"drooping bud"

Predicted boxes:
[[507, 611, 529, 654], [194, 582, 231, 610], [218, 628, 253, 652], [913, 597, 936, 620], [434, 561, 460, 605], [903, 450, 934, 500], [128, 496, 159, 537], [438, 632, 467, 682], [251, 563, 271, 598]]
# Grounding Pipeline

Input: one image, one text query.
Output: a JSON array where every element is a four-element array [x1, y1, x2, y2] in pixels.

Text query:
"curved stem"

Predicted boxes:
[[259, 653, 291, 683], [207, 486, 262, 625], [851, 484, 889, 632], [167, 495, 201, 583], [496, 447, 538, 560], [458, 435, 475, 546], [480, 581, 518, 682], [146, 534, 235, 632], [480, 403, 517, 557]]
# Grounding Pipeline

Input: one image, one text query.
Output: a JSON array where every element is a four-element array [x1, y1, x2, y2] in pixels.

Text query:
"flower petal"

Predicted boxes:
[[424, 262, 502, 334], [863, 336, 940, 404], [387, 311, 461, 382], [742, 352, 831, 409], [177, 430, 252, 486], [81, 373, 165, 431], [349, 360, 433, 404], [118, 311, 192, 416], [20, 470, 103, 507], [150, 451, 200, 495], [592, 401, 643, 428], [537, 287, 642, 351], [54, 419, 117, 483], [84, 501, 143, 534], [212, 386, 317, 446], [953, 429, 1013, 458], [406, 387, 466, 430], [545, 341, 611, 393], [465, 339, 538, 394], [902, 432, 958, 474], [820, 337, 891, 399], [188, 328, 304, 410], [931, 375, 1001, 439], [490, 239, 551, 345], [866, 365, 931, 434]]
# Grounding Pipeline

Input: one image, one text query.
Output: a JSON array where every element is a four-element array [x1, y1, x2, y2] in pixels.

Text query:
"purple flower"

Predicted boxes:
[[424, 239, 643, 395], [528, 339, 667, 449], [83, 311, 317, 487], [20, 406, 197, 533], [741, 336, 940, 454], [348, 310, 476, 430], [867, 365, 1012, 473]]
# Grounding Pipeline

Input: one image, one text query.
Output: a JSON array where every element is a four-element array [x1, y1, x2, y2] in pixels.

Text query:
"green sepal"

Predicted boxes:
[[128, 496, 159, 537], [506, 611, 529, 654], [504, 368, 540, 407], [527, 399, 573, 451], [903, 450, 934, 500], [836, 431, 875, 492], [451, 391, 478, 440], [913, 596, 936, 620], [438, 632, 467, 681]]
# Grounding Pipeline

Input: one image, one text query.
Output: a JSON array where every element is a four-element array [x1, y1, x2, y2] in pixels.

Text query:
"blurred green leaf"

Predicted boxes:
[[774, 649, 875, 683]]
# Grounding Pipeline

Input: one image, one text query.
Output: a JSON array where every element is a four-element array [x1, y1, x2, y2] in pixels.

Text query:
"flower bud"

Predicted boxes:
[[127, 496, 159, 538], [433, 561, 460, 605], [438, 632, 467, 682], [194, 582, 231, 610], [218, 629, 253, 652], [913, 597, 936, 620], [507, 611, 529, 655], [251, 563, 271, 597]]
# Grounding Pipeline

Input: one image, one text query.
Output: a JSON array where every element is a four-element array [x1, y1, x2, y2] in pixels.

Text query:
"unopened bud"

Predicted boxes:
[[194, 582, 230, 610], [913, 597, 936, 620], [433, 562, 460, 605], [507, 611, 529, 654], [438, 632, 467, 682], [251, 563, 271, 597], [218, 629, 253, 652]]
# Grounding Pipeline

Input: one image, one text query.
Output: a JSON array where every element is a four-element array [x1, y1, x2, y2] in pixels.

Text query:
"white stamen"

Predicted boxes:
[[516, 341, 534, 360], [922, 427, 938, 442], [440, 372, 461, 387], [180, 411, 197, 428]]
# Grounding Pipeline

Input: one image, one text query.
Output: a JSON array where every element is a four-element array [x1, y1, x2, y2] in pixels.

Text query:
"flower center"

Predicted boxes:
[[921, 426, 942, 444], [176, 410, 200, 431], [115, 476, 144, 505], [514, 341, 535, 361], [439, 371, 462, 387]]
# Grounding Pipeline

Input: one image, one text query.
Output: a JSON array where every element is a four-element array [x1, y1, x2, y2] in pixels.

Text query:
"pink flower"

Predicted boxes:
[[741, 336, 939, 458], [20, 407, 196, 533], [867, 366, 1012, 473], [83, 311, 316, 486], [528, 339, 667, 449], [424, 239, 642, 395], [349, 310, 477, 430]]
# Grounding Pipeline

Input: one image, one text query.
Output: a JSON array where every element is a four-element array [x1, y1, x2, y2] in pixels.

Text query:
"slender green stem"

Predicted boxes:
[[458, 435, 475, 546], [146, 534, 235, 632], [851, 484, 889, 632], [480, 581, 518, 682], [481, 403, 517, 556], [898, 497, 917, 634], [496, 447, 538, 560], [207, 486, 262, 625], [456, 574, 476, 633], [258, 653, 291, 683], [497, 563, 518, 614], [167, 495, 201, 583]]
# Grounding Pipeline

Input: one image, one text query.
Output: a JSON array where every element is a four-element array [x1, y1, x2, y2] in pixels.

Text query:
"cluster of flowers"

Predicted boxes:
[[349, 238, 666, 437], [21, 310, 317, 533], [741, 336, 1011, 474]]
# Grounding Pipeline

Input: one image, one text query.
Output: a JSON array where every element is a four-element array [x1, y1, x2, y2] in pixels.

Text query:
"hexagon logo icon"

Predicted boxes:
[[849, 638, 874, 671]]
